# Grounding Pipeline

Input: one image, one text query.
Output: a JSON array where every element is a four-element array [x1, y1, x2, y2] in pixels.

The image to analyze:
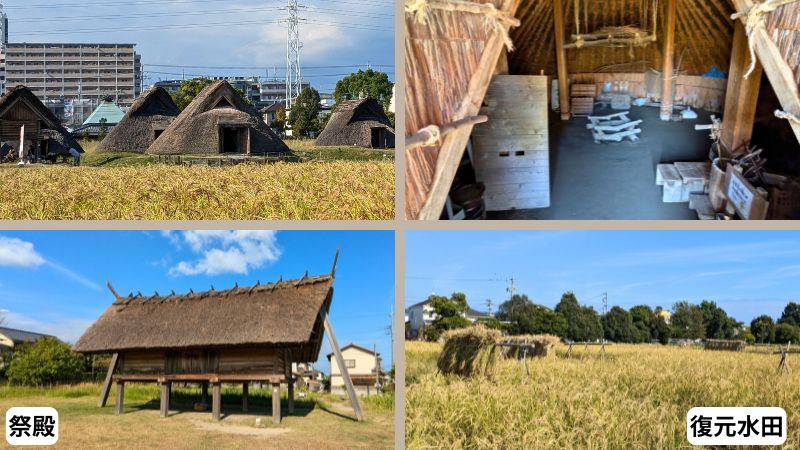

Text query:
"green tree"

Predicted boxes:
[[98, 117, 108, 140], [671, 301, 705, 339], [170, 77, 250, 111], [603, 306, 635, 343], [630, 305, 654, 343], [555, 292, 602, 342], [424, 293, 471, 341], [520, 304, 567, 337], [699, 300, 738, 339], [651, 315, 672, 345], [742, 329, 756, 344], [288, 87, 322, 138], [750, 315, 776, 343], [774, 323, 800, 344], [333, 68, 394, 112], [269, 107, 287, 133], [778, 302, 800, 327], [474, 317, 503, 330], [496, 294, 532, 330], [6, 337, 85, 386]]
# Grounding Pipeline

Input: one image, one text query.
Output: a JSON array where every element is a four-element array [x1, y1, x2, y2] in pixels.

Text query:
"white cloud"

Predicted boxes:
[[2, 310, 94, 344], [0, 237, 45, 268], [45, 261, 103, 292], [167, 231, 281, 277]]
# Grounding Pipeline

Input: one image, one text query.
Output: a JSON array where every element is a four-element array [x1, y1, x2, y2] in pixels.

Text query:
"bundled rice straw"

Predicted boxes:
[[501, 334, 560, 358], [404, 0, 521, 50], [704, 339, 746, 352], [437, 326, 503, 377]]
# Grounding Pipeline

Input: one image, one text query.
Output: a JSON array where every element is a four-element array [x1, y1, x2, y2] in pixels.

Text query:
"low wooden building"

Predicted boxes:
[[74, 267, 363, 423]]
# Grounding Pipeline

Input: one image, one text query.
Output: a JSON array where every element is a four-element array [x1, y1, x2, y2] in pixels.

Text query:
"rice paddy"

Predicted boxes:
[[406, 340, 800, 449]]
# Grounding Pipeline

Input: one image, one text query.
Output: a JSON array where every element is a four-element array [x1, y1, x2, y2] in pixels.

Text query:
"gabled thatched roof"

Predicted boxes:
[[96, 87, 179, 153], [0, 85, 84, 153], [146, 80, 290, 155], [73, 274, 333, 362], [315, 98, 395, 147]]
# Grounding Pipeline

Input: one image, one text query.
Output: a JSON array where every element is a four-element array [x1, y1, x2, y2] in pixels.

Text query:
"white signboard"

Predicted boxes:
[[687, 407, 787, 446], [727, 170, 754, 218]]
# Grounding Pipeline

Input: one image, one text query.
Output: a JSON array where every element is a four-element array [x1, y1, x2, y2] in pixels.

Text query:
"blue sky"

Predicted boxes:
[[406, 231, 800, 324], [0, 230, 395, 374], [2, 0, 394, 92]]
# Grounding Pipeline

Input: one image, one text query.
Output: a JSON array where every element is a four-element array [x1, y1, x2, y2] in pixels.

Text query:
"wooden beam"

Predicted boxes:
[[115, 382, 124, 416], [106, 280, 119, 299], [320, 307, 365, 421], [98, 352, 119, 407], [660, 0, 678, 121], [288, 378, 295, 415], [212, 382, 221, 421], [242, 382, 249, 413], [721, 21, 763, 153], [330, 246, 340, 277], [160, 382, 169, 418], [731, 0, 800, 144], [553, 0, 570, 120], [271, 382, 281, 424]]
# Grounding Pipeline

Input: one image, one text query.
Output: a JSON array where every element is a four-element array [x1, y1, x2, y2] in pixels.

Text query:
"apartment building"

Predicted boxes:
[[260, 78, 309, 105]]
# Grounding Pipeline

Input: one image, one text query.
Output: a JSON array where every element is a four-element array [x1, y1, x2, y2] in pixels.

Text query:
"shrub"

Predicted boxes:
[[774, 323, 800, 344], [6, 337, 85, 386]]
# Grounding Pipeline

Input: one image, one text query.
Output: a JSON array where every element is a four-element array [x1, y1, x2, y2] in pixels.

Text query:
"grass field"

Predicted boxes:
[[0, 383, 393, 449], [406, 341, 800, 449], [0, 139, 394, 220]]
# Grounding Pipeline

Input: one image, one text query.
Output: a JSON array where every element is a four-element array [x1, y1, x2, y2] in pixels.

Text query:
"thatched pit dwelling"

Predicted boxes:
[[0, 85, 83, 161], [315, 98, 395, 148], [147, 80, 291, 155], [74, 267, 365, 423], [406, 0, 800, 221], [96, 87, 180, 153]]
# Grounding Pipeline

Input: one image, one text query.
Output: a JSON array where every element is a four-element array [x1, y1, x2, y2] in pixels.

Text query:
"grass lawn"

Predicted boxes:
[[0, 383, 393, 449]]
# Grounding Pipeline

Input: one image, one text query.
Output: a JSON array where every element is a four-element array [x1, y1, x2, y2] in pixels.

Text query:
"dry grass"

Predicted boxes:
[[406, 341, 800, 449], [0, 161, 394, 220], [0, 383, 393, 449], [438, 326, 502, 378]]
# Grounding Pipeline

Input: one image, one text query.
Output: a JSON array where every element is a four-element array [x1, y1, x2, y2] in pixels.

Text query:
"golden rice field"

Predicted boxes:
[[0, 160, 394, 220], [406, 341, 800, 450]]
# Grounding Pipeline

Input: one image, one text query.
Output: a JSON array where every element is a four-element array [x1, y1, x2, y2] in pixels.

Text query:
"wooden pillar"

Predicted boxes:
[[553, 0, 570, 120], [321, 308, 365, 421], [160, 382, 169, 418], [98, 353, 119, 407], [201, 381, 208, 405], [242, 382, 249, 413], [721, 22, 763, 153], [288, 379, 294, 415], [115, 382, 124, 416], [211, 382, 221, 421], [660, 0, 678, 121], [271, 382, 281, 424]]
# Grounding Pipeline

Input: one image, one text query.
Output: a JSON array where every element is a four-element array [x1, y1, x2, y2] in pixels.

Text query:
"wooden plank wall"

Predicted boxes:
[[119, 348, 284, 375], [472, 75, 550, 211], [119, 351, 166, 374]]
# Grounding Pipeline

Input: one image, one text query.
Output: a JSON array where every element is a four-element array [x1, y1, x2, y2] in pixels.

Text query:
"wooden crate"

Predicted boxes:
[[571, 97, 594, 117], [674, 162, 711, 198], [473, 75, 550, 211], [658, 164, 684, 203], [571, 84, 596, 97]]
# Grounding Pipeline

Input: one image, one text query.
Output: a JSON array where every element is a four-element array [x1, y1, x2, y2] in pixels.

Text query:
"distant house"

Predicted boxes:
[[97, 87, 180, 153], [405, 299, 491, 339], [152, 80, 183, 94], [315, 98, 395, 148], [327, 343, 383, 396], [260, 103, 284, 125], [0, 326, 53, 369], [292, 362, 325, 392], [658, 310, 672, 324]]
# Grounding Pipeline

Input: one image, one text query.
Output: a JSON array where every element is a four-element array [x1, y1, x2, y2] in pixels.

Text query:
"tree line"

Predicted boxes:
[[419, 291, 800, 346]]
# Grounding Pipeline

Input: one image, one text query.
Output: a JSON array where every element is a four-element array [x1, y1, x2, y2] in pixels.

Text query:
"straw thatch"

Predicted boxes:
[[703, 339, 746, 351], [315, 99, 395, 148], [96, 87, 180, 153], [147, 80, 290, 155], [437, 325, 503, 377], [501, 334, 560, 358], [73, 274, 333, 362], [0, 85, 83, 153]]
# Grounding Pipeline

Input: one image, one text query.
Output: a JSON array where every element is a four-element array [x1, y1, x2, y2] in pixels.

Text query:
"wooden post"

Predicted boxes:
[[160, 382, 169, 418], [288, 379, 294, 414], [201, 381, 208, 405], [242, 382, 249, 413], [271, 382, 281, 424], [115, 382, 124, 416], [212, 382, 221, 421], [320, 308, 365, 421], [660, 0, 678, 121], [553, 0, 570, 120], [721, 21, 763, 153], [98, 352, 119, 407]]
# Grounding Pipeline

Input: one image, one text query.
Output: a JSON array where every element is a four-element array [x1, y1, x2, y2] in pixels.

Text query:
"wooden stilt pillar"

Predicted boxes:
[[98, 353, 119, 407], [721, 22, 763, 153], [160, 382, 169, 418], [242, 382, 249, 413], [272, 382, 281, 424], [212, 382, 221, 421], [660, 0, 678, 121], [321, 308, 365, 421], [201, 381, 208, 405], [288, 379, 294, 415], [553, 0, 570, 120], [115, 381, 124, 416]]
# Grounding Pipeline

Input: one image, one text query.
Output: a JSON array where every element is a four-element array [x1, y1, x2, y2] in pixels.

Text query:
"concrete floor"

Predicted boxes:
[[488, 106, 714, 220]]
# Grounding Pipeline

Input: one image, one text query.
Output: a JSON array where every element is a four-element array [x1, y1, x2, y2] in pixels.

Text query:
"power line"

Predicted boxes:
[[144, 63, 393, 70]]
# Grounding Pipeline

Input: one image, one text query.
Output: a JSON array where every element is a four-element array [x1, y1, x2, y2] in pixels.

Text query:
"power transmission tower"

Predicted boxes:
[[285, 0, 303, 109], [506, 274, 516, 299], [486, 298, 493, 316], [602, 292, 608, 316]]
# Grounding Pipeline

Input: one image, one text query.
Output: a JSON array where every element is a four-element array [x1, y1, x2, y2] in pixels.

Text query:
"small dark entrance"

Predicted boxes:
[[371, 127, 386, 148], [219, 127, 248, 153], [153, 129, 164, 140]]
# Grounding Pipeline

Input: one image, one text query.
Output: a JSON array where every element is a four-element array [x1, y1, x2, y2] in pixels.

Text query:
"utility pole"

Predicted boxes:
[[387, 305, 394, 374], [602, 292, 608, 317], [285, 0, 303, 109], [486, 298, 493, 316], [506, 274, 517, 321]]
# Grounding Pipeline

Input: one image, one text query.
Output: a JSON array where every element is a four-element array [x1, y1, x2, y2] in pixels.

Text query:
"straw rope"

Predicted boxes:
[[405, 0, 521, 50], [732, 0, 800, 79], [775, 109, 800, 125]]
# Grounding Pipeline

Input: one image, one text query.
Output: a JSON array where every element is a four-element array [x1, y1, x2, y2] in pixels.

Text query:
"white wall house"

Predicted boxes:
[[327, 343, 383, 396], [405, 299, 492, 339]]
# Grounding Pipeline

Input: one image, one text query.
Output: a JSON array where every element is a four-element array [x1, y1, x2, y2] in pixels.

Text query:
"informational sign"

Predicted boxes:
[[724, 164, 769, 220], [687, 407, 787, 446], [727, 169, 754, 218]]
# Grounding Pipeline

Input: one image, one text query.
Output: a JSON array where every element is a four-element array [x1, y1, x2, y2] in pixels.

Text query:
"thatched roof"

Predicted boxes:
[[96, 87, 179, 153], [0, 85, 84, 153], [73, 274, 333, 362], [147, 80, 290, 155], [315, 99, 395, 147]]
